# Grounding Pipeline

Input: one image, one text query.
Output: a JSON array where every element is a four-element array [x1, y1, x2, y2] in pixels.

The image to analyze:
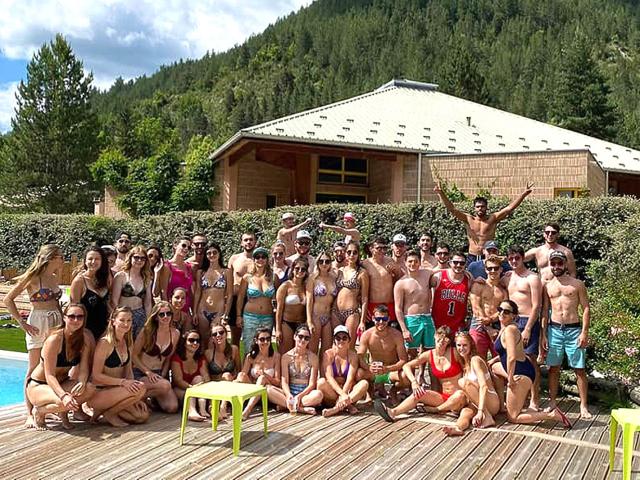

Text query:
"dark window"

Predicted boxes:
[[318, 172, 342, 183], [317, 155, 368, 186], [319, 156, 342, 171], [316, 193, 367, 204], [344, 157, 367, 173], [344, 174, 367, 185], [266, 194, 277, 209]]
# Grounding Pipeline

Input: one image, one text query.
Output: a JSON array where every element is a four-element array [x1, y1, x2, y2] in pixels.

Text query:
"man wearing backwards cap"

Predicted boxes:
[[320, 212, 361, 244], [287, 230, 316, 272], [277, 213, 312, 257], [541, 250, 592, 419], [390, 234, 409, 276]]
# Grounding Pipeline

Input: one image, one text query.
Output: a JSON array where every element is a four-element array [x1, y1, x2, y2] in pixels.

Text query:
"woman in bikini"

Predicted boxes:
[[132, 301, 180, 413], [306, 251, 337, 355], [169, 287, 192, 333], [5, 244, 65, 428], [442, 331, 501, 436], [490, 300, 571, 428], [317, 325, 369, 417], [268, 324, 323, 415], [275, 257, 309, 354], [70, 246, 112, 344], [335, 241, 369, 348], [236, 247, 276, 355], [147, 245, 170, 301], [160, 237, 195, 313], [375, 326, 467, 422], [112, 246, 153, 339], [26, 303, 96, 430], [89, 307, 149, 427], [171, 330, 210, 421], [236, 327, 281, 419], [271, 241, 291, 288], [194, 243, 232, 346], [205, 323, 241, 420]]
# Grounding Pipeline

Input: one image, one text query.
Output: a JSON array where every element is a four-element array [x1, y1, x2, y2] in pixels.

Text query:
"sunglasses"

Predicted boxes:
[[132, 255, 147, 262], [373, 246, 387, 251], [179, 243, 190, 249], [296, 334, 311, 341], [393, 242, 406, 247], [436, 251, 450, 256], [451, 260, 466, 266], [273, 252, 284, 257], [187, 337, 200, 344], [318, 259, 332, 265], [334, 334, 349, 342], [544, 230, 558, 235], [497, 307, 514, 315], [257, 336, 271, 343], [158, 311, 173, 318], [346, 250, 359, 256], [373, 316, 389, 323], [294, 267, 308, 273], [193, 242, 207, 247], [118, 239, 131, 244], [254, 254, 268, 260], [486, 266, 500, 272], [297, 240, 311, 246], [212, 330, 226, 337], [66, 313, 85, 320], [508, 256, 522, 261]]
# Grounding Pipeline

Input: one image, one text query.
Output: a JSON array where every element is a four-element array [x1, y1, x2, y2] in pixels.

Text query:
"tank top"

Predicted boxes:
[[81, 278, 110, 340], [167, 261, 193, 312], [432, 270, 470, 333]]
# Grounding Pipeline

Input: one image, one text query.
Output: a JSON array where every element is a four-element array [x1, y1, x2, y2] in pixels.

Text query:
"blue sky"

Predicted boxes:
[[0, 0, 310, 132]]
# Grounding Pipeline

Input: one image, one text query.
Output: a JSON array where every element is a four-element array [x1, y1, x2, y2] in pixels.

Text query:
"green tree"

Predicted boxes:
[[169, 135, 217, 211], [0, 34, 99, 212], [439, 34, 489, 104]]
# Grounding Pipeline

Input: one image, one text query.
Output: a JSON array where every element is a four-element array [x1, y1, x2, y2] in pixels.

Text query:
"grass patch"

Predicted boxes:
[[0, 319, 26, 353]]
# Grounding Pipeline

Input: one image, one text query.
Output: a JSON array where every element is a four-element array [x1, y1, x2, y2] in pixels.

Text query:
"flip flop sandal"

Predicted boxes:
[[374, 399, 395, 423], [554, 407, 572, 429]]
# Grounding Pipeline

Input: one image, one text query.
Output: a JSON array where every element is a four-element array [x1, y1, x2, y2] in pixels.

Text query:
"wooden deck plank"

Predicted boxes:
[[424, 428, 494, 478]]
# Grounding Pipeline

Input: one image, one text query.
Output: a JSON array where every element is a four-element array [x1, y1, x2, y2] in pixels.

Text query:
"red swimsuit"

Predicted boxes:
[[428, 348, 463, 401]]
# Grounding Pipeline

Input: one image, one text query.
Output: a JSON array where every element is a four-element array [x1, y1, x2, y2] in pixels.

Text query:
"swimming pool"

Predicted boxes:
[[0, 353, 27, 407]]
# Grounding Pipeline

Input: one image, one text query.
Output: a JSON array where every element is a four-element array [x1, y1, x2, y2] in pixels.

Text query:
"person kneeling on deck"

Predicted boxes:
[[374, 326, 467, 422], [317, 326, 369, 417], [26, 303, 96, 430], [357, 305, 409, 402], [89, 307, 149, 426]]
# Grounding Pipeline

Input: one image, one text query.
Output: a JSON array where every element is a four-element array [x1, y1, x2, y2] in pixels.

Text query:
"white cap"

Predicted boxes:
[[343, 212, 355, 221], [392, 233, 407, 244], [282, 212, 294, 220], [333, 325, 350, 337], [296, 230, 312, 240]]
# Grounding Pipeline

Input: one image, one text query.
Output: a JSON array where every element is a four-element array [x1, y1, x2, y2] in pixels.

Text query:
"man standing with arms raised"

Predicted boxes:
[[434, 182, 533, 261], [227, 231, 257, 346], [525, 223, 577, 276], [501, 245, 543, 410], [394, 251, 434, 358], [277, 213, 312, 257], [430, 251, 471, 334], [320, 212, 361, 244], [542, 251, 591, 418]]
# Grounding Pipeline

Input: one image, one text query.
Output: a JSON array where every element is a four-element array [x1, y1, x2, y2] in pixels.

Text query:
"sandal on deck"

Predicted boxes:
[[554, 407, 572, 429], [374, 399, 395, 423]]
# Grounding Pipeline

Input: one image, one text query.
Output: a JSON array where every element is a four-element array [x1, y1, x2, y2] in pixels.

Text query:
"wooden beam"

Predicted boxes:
[[248, 139, 398, 162]]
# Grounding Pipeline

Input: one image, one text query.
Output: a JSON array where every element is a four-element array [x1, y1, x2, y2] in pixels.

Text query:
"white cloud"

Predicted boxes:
[[0, 0, 311, 103], [0, 82, 19, 133]]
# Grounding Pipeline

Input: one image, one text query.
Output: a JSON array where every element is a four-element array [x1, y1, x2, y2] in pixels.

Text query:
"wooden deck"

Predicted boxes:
[[0, 399, 639, 479]]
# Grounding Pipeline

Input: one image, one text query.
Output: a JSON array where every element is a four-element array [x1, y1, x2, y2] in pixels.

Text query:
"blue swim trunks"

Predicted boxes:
[[546, 323, 585, 369], [404, 314, 435, 349], [516, 315, 540, 357]]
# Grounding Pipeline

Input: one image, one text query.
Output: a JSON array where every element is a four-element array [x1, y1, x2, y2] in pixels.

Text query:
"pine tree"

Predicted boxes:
[[0, 34, 99, 212]]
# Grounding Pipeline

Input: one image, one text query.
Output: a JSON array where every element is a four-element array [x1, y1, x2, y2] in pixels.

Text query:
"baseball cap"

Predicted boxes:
[[282, 212, 294, 220], [549, 250, 567, 262], [343, 212, 355, 222], [296, 230, 312, 240], [333, 325, 350, 337], [252, 247, 270, 258], [392, 233, 407, 244], [484, 241, 499, 251]]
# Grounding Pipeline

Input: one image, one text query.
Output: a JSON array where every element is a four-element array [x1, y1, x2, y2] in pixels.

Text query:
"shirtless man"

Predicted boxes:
[[394, 251, 434, 357], [434, 181, 533, 260], [227, 232, 256, 346], [541, 251, 591, 418], [332, 241, 347, 272], [525, 223, 576, 277], [469, 255, 508, 359], [390, 234, 408, 276], [186, 233, 208, 271], [433, 243, 451, 271], [361, 237, 402, 330], [277, 213, 312, 257], [357, 305, 409, 395], [287, 230, 316, 272], [320, 212, 361, 244], [501, 245, 542, 409], [431, 252, 472, 333], [113, 232, 132, 273], [419, 233, 438, 269]]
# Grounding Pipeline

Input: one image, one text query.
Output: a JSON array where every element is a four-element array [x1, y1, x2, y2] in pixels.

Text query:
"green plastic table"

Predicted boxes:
[[179, 381, 268, 456], [609, 408, 640, 480]]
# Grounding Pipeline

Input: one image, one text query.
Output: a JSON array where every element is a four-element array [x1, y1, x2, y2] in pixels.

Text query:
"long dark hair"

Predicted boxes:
[[200, 242, 225, 270], [210, 323, 232, 359], [82, 245, 110, 289], [175, 329, 202, 361], [288, 256, 310, 282], [249, 327, 274, 359]]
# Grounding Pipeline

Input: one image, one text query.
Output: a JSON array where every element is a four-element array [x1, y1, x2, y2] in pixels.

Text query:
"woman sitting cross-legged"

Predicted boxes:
[[26, 303, 96, 430], [171, 330, 210, 422], [317, 325, 369, 417], [205, 323, 241, 420], [375, 326, 467, 422], [236, 327, 281, 419], [490, 300, 571, 428], [268, 324, 323, 415], [132, 301, 180, 413], [89, 307, 149, 427], [442, 331, 501, 436]]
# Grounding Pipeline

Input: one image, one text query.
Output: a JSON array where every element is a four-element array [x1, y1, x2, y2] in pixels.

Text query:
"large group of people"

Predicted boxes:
[[5, 183, 590, 437]]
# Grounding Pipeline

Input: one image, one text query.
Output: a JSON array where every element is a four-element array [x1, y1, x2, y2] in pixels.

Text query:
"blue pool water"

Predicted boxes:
[[0, 358, 27, 406]]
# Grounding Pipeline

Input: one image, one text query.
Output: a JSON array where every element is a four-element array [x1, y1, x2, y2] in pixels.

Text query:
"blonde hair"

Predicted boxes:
[[14, 244, 62, 284], [453, 331, 478, 372], [122, 245, 152, 287], [103, 307, 133, 352]]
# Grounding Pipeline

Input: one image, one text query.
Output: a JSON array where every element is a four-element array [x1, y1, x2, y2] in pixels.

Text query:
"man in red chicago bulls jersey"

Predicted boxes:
[[431, 251, 472, 333]]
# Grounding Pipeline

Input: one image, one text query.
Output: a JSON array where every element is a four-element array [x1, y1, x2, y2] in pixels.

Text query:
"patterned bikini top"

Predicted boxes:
[[30, 278, 62, 303]]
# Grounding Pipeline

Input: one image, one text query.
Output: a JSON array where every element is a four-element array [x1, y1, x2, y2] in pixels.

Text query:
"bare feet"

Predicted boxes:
[[103, 412, 129, 427], [322, 406, 342, 418], [347, 405, 358, 414], [218, 408, 228, 421], [188, 413, 205, 422], [300, 406, 317, 415], [528, 402, 540, 412], [24, 414, 37, 429], [580, 406, 593, 420], [479, 412, 495, 429], [31, 407, 48, 431], [72, 409, 91, 422], [543, 402, 557, 414], [442, 426, 464, 436], [60, 412, 74, 430]]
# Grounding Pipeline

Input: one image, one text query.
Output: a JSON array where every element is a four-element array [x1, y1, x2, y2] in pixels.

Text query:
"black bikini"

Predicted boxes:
[[104, 344, 130, 368], [29, 336, 80, 386]]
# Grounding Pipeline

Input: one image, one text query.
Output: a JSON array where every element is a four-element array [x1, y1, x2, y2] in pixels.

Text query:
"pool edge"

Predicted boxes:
[[0, 350, 28, 360]]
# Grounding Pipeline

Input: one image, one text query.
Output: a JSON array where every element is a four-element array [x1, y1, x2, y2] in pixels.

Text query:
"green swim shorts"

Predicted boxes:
[[374, 372, 391, 384], [405, 314, 435, 349]]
